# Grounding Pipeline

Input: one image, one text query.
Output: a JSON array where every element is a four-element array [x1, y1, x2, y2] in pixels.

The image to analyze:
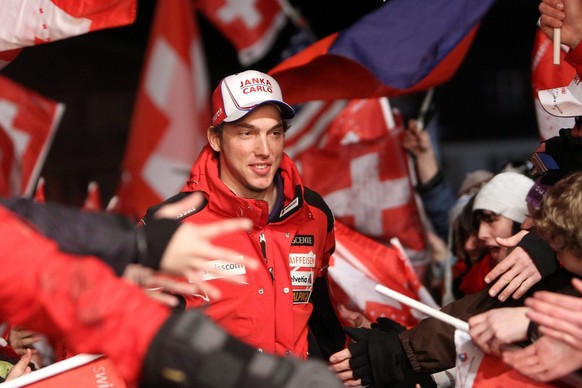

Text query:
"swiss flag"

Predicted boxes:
[[284, 99, 349, 159], [2, 354, 126, 388], [531, 28, 577, 140], [0, 0, 136, 52], [197, 0, 287, 66], [294, 98, 427, 261], [454, 331, 557, 388], [116, 0, 210, 219], [329, 221, 437, 328], [0, 76, 64, 197]]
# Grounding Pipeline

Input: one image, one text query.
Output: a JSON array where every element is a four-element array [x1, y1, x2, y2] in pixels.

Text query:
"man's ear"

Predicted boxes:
[[207, 127, 221, 152]]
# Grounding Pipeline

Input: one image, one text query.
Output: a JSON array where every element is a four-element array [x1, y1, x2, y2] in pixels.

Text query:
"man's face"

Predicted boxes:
[[208, 104, 285, 201]]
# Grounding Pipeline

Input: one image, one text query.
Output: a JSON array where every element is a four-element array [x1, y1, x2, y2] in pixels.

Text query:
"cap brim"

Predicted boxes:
[[223, 100, 295, 123], [538, 87, 582, 117]]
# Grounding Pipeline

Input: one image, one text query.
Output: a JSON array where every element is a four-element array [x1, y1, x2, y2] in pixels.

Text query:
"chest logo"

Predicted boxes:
[[291, 235, 314, 246], [200, 258, 247, 281], [289, 251, 316, 268]]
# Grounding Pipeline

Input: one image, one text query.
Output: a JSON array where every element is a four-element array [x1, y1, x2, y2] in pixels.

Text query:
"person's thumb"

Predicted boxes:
[[495, 230, 528, 248]]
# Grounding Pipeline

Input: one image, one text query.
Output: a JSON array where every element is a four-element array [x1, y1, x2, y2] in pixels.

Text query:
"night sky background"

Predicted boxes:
[[1, 0, 541, 206]]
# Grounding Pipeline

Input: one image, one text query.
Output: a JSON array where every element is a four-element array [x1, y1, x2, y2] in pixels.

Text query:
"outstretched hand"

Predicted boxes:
[[525, 278, 582, 351], [135, 192, 258, 303], [484, 231, 541, 301]]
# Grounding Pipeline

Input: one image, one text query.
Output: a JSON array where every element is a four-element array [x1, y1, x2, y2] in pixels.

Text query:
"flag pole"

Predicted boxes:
[[553, 27, 561, 65], [375, 284, 469, 332]]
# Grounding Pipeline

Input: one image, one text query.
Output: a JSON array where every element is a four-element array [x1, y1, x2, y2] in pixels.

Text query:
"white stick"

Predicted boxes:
[[553, 28, 561, 65], [375, 284, 469, 332]]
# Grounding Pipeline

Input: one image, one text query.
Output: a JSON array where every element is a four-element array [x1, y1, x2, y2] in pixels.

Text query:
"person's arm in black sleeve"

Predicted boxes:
[[517, 230, 559, 278], [0, 197, 179, 275], [308, 275, 347, 360]]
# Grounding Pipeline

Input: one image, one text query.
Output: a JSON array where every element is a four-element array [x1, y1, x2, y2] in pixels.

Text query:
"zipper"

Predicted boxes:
[[259, 232, 275, 282]]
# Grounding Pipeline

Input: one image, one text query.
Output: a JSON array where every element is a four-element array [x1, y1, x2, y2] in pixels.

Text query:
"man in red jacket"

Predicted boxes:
[[143, 70, 345, 360]]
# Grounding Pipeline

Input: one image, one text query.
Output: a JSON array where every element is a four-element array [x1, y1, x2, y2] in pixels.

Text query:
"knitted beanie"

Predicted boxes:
[[473, 172, 534, 223]]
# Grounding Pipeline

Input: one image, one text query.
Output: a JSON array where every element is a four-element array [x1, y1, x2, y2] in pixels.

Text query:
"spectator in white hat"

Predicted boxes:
[[472, 172, 534, 265]]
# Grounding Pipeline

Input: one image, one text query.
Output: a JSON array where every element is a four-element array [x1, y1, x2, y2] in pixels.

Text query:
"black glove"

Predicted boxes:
[[371, 317, 406, 333], [344, 321, 408, 387]]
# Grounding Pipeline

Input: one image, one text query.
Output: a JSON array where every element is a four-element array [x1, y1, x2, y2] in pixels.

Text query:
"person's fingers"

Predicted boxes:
[[511, 273, 542, 300], [572, 277, 582, 294], [487, 266, 519, 298], [194, 245, 257, 270], [192, 218, 253, 239], [154, 192, 205, 219], [530, 289, 582, 310], [485, 257, 516, 287], [494, 230, 528, 248], [329, 348, 352, 364], [333, 368, 354, 381], [539, 1, 566, 22], [538, 326, 580, 349], [144, 291, 180, 307], [342, 378, 363, 387], [6, 349, 33, 381], [495, 271, 525, 302], [11, 336, 41, 350]]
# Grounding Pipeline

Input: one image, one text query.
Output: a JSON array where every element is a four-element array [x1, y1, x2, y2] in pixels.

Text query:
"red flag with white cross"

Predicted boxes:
[[294, 98, 427, 262], [0, 0, 136, 52], [0, 76, 64, 197], [329, 221, 437, 328], [197, 0, 287, 66], [116, 0, 210, 219]]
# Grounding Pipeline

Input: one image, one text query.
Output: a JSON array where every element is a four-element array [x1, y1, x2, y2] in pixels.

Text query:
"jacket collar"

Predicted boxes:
[[182, 145, 309, 227]]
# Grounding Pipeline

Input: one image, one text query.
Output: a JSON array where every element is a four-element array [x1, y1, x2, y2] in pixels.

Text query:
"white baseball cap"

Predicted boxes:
[[538, 74, 582, 117], [211, 70, 295, 126]]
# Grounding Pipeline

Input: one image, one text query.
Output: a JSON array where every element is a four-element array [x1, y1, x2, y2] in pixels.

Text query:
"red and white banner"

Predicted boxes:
[[116, 0, 210, 219], [0, 0, 136, 52], [454, 330, 556, 388], [284, 99, 348, 159], [294, 97, 427, 261], [2, 354, 126, 388], [197, 0, 287, 66], [0, 76, 64, 197], [531, 28, 576, 140], [329, 221, 437, 328]]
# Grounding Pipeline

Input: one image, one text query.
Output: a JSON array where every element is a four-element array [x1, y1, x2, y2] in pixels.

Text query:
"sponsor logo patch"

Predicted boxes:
[[293, 290, 312, 304], [279, 197, 299, 218], [291, 270, 313, 287], [289, 251, 316, 268], [291, 235, 314, 246], [200, 258, 247, 281]]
